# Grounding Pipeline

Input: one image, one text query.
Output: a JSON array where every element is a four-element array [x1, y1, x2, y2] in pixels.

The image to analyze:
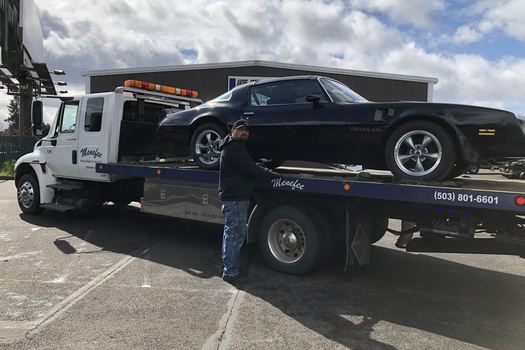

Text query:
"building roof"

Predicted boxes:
[[82, 60, 438, 84]]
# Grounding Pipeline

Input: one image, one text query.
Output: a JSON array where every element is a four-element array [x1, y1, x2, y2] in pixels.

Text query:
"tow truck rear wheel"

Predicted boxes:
[[17, 173, 43, 215], [371, 217, 388, 244], [258, 205, 325, 275]]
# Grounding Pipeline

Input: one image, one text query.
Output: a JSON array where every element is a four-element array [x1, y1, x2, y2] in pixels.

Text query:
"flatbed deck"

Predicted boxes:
[[97, 162, 525, 213]]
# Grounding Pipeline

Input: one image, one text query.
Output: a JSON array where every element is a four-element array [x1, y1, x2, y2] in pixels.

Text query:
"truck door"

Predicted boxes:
[[78, 96, 109, 180], [46, 100, 81, 178]]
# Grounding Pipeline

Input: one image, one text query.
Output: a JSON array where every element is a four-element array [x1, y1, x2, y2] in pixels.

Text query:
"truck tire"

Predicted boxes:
[[190, 123, 227, 170], [258, 205, 324, 275], [371, 217, 388, 244], [17, 173, 43, 215]]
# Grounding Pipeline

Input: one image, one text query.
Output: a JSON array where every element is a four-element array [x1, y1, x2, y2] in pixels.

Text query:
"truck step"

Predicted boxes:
[[40, 203, 76, 212], [47, 182, 83, 191]]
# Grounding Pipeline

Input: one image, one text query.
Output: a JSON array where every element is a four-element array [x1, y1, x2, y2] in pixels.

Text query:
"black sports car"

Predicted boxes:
[[158, 75, 525, 180]]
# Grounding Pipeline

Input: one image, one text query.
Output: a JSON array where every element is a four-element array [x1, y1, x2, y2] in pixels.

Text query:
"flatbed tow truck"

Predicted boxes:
[[95, 161, 525, 274], [15, 80, 525, 275]]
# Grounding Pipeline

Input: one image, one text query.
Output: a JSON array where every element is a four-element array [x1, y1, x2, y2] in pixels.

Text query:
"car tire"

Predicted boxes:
[[17, 173, 43, 215], [385, 121, 456, 181], [258, 205, 325, 275], [190, 123, 227, 170]]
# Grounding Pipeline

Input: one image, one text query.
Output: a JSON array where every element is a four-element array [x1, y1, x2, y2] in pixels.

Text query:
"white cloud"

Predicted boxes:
[[2, 0, 525, 132], [381, 44, 525, 112], [451, 25, 483, 44], [352, 0, 446, 28], [475, 0, 525, 40], [446, 0, 525, 44]]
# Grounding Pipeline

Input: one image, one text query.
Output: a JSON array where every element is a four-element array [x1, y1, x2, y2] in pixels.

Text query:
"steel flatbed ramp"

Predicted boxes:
[[96, 163, 525, 213]]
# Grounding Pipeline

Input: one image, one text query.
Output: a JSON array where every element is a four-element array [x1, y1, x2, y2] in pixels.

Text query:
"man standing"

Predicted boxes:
[[218, 119, 278, 283]]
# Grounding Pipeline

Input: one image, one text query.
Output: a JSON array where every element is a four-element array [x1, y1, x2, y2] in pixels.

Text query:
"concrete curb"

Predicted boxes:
[[0, 176, 14, 180]]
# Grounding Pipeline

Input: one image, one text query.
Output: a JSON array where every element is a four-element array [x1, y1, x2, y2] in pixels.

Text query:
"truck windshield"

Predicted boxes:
[[320, 78, 368, 103]]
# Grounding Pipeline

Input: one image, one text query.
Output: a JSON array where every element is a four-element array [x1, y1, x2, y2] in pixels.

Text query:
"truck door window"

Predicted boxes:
[[84, 98, 104, 132], [60, 102, 79, 133]]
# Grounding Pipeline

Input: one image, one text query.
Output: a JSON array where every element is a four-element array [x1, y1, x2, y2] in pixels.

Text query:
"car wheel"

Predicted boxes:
[[17, 173, 43, 215], [258, 206, 324, 275], [190, 123, 227, 170], [385, 121, 456, 181]]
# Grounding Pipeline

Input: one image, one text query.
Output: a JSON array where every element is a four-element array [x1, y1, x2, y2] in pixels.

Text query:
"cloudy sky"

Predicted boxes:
[[2, 0, 525, 129]]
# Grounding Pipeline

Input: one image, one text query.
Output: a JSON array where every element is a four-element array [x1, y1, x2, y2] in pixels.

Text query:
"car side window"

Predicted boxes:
[[250, 80, 328, 106], [59, 102, 79, 133]]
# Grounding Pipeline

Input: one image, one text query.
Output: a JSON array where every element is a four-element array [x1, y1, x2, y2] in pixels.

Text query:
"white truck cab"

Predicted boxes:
[[15, 81, 202, 214]]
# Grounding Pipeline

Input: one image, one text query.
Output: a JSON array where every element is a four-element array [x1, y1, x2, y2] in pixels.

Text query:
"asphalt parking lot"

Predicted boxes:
[[1, 179, 524, 350]]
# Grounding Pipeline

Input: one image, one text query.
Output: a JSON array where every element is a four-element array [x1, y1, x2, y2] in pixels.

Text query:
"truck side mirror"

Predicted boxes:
[[306, 95, 322, 108], [32, 100, 44, 137]]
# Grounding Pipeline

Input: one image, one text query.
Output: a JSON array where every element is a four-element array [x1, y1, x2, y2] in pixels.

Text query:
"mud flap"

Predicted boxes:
[[345, 205, 371, 270]]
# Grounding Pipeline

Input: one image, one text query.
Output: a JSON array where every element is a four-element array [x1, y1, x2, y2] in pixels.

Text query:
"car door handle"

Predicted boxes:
[[66, 138, 76, 141], [243, 112, 254, 118]]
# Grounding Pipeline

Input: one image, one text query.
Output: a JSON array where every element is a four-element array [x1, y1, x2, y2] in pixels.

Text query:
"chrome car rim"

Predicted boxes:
[[267, 219, 305, 264], [194, 130, 221, 165], [18, 181, 35, 208], [394, 130, 442, 176]]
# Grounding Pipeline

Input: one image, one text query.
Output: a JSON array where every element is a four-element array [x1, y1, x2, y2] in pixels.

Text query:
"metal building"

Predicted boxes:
[[83, 60, 437, 103]]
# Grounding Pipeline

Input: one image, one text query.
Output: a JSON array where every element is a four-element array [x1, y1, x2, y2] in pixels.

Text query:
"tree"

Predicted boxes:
[[4, 97, 19, 136]]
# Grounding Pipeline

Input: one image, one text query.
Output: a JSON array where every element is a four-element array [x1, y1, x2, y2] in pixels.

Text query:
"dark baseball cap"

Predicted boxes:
[[232, 119, 250, 130]]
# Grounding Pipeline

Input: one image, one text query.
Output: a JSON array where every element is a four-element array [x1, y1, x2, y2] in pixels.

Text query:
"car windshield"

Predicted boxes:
[[320, 78, 368, 103], [210, 90, 233, 102]]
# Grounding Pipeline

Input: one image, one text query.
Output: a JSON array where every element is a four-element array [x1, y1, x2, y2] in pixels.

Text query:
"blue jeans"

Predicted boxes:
[[221, 200, 250, 277]]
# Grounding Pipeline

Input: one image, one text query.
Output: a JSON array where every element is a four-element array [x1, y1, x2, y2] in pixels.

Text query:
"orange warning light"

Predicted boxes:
[[124, 79, 199, 98]]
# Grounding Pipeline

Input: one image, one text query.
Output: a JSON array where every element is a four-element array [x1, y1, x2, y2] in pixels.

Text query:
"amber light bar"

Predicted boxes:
[[124, 80, 199, 98]]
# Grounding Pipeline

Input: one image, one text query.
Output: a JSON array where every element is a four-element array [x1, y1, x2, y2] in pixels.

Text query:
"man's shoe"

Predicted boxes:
[[222, 273, 240, 286]]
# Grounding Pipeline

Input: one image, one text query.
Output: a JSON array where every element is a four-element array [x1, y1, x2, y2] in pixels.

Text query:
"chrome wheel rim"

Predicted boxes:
[[18, 181, 35, 208], [194, 130, 221, 165], [394, 130, 442, 176], [267, 219, 305, 264]]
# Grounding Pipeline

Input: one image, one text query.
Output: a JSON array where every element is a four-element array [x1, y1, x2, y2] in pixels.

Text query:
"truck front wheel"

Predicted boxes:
[[17, 173, 42, 215], [258, 206, 324, 275]]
